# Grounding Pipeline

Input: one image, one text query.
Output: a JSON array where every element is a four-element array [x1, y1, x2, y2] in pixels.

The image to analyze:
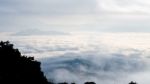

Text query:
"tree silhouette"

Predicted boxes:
[[0, 41, 49, 84], [129, 81, 137, 84], [58, 82, 68, 84], [84, 82, 96, 84], [71, 82, 76, 84]]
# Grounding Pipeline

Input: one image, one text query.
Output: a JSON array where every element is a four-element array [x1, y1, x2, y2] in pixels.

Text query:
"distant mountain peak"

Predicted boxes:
[[12, 29, 70, 36]]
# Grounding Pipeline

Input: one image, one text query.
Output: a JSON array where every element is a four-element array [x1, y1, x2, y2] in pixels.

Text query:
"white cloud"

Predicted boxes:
[[1, 32, 149, 58], [40, 53, 147, 84], [1, 32, 150, 83], [97, 0, 150, 14]]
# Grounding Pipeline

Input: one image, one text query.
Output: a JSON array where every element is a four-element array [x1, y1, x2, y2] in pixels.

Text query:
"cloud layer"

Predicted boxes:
[[1, 32, 150, 84], [40, 53, 146, 84]]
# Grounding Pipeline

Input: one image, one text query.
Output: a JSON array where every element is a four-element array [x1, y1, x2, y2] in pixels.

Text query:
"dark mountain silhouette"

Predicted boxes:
[[0, 41, 50, 84]]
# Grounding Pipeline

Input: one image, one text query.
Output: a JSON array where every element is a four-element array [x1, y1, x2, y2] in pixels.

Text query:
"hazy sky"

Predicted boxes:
[[1, 0, 150, 32]]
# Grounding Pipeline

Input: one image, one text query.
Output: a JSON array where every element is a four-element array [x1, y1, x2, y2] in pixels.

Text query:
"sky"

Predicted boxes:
[[1, 0, 150, 32]]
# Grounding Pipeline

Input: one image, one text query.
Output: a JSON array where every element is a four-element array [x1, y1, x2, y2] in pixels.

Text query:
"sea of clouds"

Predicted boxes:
[[1, 32, 150, 84]]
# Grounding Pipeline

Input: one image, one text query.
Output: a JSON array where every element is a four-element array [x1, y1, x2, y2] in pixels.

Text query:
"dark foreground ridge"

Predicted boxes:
[[0, 41, 49, 84], [0, 41, 137, 84]]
